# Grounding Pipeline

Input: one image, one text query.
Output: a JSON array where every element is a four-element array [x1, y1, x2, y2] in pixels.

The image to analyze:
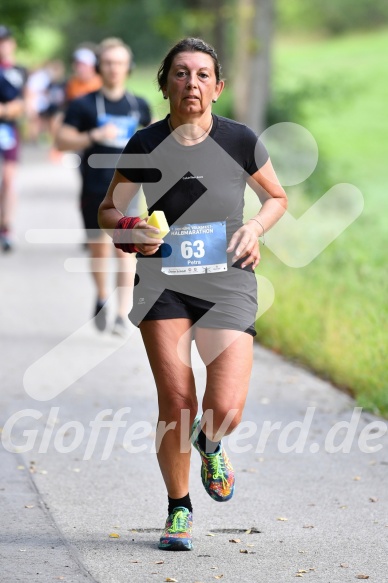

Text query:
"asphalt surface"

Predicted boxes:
[[0, 145, 387, 583]]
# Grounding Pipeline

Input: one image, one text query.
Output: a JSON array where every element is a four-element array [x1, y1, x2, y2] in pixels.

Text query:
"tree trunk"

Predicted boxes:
[[233, 0, 273, 135], [213, 0, 228, 75]]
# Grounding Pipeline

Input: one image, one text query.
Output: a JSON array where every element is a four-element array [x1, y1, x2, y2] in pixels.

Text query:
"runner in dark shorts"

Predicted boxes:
[[99, 37, 288, 551], [0, 127, 19, 162]]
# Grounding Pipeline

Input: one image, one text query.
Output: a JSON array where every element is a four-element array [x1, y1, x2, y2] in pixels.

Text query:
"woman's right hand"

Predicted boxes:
[[132, 219, 164, 255]]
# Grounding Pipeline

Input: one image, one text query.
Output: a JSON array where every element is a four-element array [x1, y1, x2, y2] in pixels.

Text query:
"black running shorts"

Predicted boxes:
[[129, 260, 258, 337]]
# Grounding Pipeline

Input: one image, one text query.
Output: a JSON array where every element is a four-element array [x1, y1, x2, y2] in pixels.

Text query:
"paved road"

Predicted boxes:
[[1, 145, 387, 583]]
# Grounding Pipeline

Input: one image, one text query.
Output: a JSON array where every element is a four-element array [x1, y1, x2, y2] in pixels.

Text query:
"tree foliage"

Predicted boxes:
[[5, 0, 387, 62], [277, 0, 388, 35]]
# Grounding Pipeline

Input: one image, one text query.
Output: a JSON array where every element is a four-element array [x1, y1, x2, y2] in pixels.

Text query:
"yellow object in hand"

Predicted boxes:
[[147, 210, 170, 238]]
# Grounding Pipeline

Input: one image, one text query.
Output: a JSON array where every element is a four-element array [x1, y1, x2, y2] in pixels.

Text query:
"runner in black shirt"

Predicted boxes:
[[57, 38, 151, 334], [99, 38, 288, 550]]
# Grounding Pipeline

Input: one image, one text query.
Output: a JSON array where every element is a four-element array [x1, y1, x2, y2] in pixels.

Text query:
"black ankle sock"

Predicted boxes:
[[197, 429, 220, 454], [168, 493, 192, 515]]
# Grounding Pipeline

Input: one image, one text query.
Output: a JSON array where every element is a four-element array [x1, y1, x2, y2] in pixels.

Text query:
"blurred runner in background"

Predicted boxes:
[[25, 63, 51, 142], [65, 47, 102, 102], [0, 25, 27, 252], [56, 38, 151, 335], [26, 60, 66, 161]]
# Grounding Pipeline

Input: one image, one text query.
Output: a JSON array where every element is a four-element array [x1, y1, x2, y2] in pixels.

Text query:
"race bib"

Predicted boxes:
[[0, 124, 16, 150], [161, 221, 228, 275], [97, 113, 139, 149]]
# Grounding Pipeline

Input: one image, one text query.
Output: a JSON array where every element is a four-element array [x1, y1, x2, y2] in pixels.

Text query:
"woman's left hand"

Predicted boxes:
[[226, 222, 261, 269]]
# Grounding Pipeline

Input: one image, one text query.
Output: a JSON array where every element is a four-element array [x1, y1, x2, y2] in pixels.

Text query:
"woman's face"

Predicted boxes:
[[164, 51, 224, 117]]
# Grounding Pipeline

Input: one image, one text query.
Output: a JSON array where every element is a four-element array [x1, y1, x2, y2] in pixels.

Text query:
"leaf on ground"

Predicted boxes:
[[19, 549, 26, 552], [130, 560, 140, 563], [295, 575, 304, 578], [165, 578, 178, 582], [206, 533, 216, 537], [239, 549, 248, 554], [214, 576, 224, 580], [303, 525, 314, 528], [353, 476, 361, 481], [155, 560, 165, 564], [339, 506, 348, 509], [369, 497, 378, 503], [24, 505, 34, 509], [340, 563, 349, 568], [277, 517, 288, 521], [229, 539, 241, 543], [356, 576, 369, 580], [17, 466, 25, 470], [297, 570, 308, 573], [246, 544, 255, 547], [109, 533, 120, 538]]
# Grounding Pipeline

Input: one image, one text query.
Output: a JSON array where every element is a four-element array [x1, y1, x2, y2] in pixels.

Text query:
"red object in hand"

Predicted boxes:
[[113, 216, 142, 253]]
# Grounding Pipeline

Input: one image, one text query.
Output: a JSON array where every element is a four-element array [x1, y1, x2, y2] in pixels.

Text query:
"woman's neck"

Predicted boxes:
[[168, 112, 213, 144], [169, 111, 212, 130]]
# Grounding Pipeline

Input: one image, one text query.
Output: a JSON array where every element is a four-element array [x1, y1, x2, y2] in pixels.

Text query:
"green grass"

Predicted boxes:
[[254, 29, 388, 415], [130, 34, 388, 415]]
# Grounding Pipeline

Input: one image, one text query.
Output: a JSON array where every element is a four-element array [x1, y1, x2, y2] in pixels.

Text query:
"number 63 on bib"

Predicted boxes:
[[161, 221, 228, 275]]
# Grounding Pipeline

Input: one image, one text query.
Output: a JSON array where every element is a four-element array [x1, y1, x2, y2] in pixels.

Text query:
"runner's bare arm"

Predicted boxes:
[[55, 123, 94, 151], [246, 157, 288, 232], [98, 170, 141, 231], [0, 98, 24, 120], [98, 170, 162, 254], [55, 122, 118, 151], [227, 158, 288, 268]]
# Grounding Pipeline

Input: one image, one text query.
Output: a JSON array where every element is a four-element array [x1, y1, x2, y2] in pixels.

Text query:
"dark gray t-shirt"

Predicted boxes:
[[117, 114, 268, 243], [116, 114, 269, 308]]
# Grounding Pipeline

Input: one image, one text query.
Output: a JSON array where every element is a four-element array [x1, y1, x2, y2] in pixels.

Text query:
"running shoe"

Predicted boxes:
[[0, 229, 13, 252], [158, 506, 193, 551], [94, 299, 107, 331], [191, 416, 235, 502], [112, 315, 130, 338]]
